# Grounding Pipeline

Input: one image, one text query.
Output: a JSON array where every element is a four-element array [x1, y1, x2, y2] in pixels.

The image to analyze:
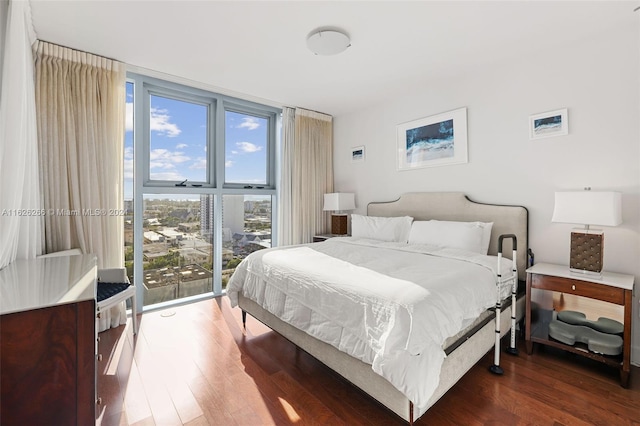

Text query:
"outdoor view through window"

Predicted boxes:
[[124, 81, 273, 307]]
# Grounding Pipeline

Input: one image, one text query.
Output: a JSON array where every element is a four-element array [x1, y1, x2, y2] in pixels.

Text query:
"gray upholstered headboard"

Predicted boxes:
[[367, 192, 529, 281]]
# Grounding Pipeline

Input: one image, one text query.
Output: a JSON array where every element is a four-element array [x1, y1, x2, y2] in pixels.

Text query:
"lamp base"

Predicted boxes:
[[331, 214, 348, 235], [569, 229, 603, 276]]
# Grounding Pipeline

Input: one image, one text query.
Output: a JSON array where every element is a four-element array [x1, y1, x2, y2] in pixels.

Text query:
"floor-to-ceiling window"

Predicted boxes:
[[126, 74, 279, 310]]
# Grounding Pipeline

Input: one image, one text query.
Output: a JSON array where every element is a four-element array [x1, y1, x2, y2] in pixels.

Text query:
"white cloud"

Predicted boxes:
[[150, 171, 186, 181], [225, 160, 234, 168], [150, 161, 176, 170], [150, 107, 181, 137], [176, 143, 188, 149], [124, 160, 133, 179], [236, 142, 262, 153], [125, 104, 181, 138], [124, 146, 133, 179], [189, 158, 207, 170], [238, 117, 260, 130], [149, 149, 191, 170], [125, 102, 133, 132]]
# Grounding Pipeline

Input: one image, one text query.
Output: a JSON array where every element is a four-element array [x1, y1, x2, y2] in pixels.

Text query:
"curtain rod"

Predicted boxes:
[[285, 105, 333, 118], [34, 39, 121, 63]]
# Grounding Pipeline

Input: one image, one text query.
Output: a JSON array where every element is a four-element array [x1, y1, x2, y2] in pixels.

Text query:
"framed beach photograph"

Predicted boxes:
[[397, 107, 468, 170], [351, 145, 365, 162], [529, 108, 568, 140]]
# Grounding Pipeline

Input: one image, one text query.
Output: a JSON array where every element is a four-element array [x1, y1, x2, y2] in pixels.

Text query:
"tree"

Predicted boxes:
[[124, 246, 134, 261], [227, 258, 242, 269], [125, 261, 133, 280]]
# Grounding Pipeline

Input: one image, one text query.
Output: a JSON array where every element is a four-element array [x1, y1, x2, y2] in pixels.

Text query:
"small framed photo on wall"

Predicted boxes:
[[529, 108, 568, 140], [351, 145, 365, 162]]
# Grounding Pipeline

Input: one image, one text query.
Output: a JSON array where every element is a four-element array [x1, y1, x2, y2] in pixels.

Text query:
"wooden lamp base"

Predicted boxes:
[[331, 214, 348, 235], [570, 230, 604, 276]]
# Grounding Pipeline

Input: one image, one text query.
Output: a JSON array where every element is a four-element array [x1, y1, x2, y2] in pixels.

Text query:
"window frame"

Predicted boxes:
[[127, 72, 280, 312], [143, 83, 216, 188], [135, 75, 279, 190], [222, 101, 277, 189]]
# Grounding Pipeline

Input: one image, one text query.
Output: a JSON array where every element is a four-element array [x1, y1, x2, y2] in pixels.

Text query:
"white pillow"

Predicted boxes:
[[408, 220, 493, 254], [480, 222, 494, 255], [351, 214, 414, 243]]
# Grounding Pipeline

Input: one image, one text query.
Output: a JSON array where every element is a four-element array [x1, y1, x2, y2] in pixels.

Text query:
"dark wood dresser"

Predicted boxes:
[[0, 254, 97, 425]]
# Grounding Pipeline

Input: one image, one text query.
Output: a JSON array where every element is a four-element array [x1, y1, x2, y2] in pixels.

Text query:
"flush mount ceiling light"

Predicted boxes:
[[306, 29, 351, 56]]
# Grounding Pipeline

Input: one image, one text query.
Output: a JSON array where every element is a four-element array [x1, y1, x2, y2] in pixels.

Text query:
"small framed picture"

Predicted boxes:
[[351, 145, 365, 162], [529, 108, 568, 140]]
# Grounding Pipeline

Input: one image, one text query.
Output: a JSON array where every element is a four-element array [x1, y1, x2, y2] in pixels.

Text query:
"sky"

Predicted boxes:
[[124, 82, 268, 200]]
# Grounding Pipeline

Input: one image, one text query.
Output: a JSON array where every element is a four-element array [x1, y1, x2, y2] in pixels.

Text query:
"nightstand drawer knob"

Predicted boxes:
[[572, 285, 576, 290]]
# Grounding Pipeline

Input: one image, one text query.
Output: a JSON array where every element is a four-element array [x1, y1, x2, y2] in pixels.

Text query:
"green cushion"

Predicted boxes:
[[548, 319, 623, 356], [557, 310, 623, 335]]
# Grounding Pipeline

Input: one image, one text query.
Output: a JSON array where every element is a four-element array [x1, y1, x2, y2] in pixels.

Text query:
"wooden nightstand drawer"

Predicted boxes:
[[530, 273, 625, 305]]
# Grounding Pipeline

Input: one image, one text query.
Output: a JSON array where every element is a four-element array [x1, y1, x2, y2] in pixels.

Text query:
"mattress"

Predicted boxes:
[[227, 237, 516, 413]]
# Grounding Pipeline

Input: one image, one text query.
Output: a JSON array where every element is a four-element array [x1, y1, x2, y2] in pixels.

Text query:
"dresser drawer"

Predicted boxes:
[[529, 273, 625, 305]]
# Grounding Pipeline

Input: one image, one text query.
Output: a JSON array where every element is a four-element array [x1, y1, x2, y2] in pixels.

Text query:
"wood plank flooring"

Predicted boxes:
[[96, 297, 640, 425]]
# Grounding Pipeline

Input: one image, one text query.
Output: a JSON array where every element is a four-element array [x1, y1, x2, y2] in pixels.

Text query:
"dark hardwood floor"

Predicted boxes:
[[96, 297, 640, 426]]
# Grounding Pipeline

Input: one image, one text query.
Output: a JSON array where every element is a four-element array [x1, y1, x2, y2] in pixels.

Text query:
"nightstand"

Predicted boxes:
[[525, 263, 634, 387], [313, 234, 347, 242]]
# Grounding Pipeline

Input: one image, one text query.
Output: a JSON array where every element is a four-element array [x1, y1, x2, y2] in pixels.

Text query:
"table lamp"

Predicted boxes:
[[323, 193, 356, 235], [551, 189, 622, 276]]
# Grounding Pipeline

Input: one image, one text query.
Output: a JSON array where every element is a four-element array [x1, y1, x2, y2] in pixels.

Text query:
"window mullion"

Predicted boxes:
[[214, 101, 225, 188]]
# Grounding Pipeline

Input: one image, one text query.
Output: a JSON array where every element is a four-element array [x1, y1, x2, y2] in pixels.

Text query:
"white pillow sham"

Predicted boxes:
[[408, 220, 494, 254], [351, 214, 414, 243]]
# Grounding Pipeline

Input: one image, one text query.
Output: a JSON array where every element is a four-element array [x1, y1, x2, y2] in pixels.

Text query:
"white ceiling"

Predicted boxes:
[[29, 1, 637, 116]]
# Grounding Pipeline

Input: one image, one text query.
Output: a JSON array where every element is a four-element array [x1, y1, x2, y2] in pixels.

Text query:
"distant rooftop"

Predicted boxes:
[[144, 263, 213, 289]]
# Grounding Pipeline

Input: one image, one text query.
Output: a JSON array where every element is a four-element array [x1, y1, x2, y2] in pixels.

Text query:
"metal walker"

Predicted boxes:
[[490, 234, 519, 375]]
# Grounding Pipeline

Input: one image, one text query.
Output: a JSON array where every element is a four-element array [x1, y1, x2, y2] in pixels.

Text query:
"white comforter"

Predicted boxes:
[[227, 237, 514, 413]]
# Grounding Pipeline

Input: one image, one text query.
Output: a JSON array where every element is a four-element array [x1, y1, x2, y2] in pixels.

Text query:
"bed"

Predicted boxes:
[[227, 192, 528, 424]]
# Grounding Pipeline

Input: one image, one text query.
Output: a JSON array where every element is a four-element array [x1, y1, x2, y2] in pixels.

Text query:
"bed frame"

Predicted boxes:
[[238, 192, 528, 423]]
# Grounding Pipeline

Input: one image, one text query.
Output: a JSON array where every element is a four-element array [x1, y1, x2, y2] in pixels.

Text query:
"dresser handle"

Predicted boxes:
[[96, 397, 102, 406], [572, 285, 576, 290], [97, 354, 103, 362]]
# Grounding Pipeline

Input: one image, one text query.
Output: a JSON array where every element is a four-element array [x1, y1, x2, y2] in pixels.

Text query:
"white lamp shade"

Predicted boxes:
[[323, 193, 356, 211], [552, 191, 622, 226]]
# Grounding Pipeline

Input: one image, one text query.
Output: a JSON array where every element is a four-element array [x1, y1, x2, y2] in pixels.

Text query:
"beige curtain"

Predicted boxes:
[[279, 108, 333, 245], [34, 41, 125, 269], [277, 107, 295, 245]]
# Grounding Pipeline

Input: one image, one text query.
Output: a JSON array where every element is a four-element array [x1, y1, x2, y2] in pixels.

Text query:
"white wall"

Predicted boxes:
[[333, 22, 640, 364]]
